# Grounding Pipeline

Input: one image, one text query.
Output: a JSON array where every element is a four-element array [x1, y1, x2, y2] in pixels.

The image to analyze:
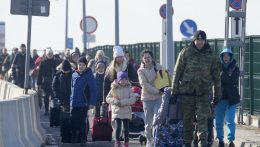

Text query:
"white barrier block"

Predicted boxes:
[[0, 81, 7, 100], [6, 87, 24, 100], [18, 96, 41, 147], [27, 94, 45, 145], [0, 99, 26, 147], [29, 90, 46, 139]]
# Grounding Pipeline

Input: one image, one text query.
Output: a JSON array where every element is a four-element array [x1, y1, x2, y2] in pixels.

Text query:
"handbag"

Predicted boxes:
[[154, 69, 172, 91]]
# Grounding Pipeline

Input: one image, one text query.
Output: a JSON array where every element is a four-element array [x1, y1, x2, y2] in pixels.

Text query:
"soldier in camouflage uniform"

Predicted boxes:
[[171, 30, 221, 147]]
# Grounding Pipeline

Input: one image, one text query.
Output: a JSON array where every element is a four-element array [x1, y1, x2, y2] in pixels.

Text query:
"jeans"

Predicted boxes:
[[215, 100, 237, 142], [143, 98, 162, 141], [115, 118, 130, 142]]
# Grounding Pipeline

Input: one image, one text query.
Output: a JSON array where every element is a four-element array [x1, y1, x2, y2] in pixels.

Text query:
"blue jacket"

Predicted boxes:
[[70, 68, 97, 107]]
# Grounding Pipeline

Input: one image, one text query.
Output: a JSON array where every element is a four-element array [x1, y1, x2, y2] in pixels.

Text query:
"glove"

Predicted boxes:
[[211, 97, 218, 106]]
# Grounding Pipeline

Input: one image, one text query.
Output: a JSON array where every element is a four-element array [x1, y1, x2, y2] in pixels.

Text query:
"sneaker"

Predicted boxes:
[[114, 141, 121, 147], [218, 141, 225, 147], [228, 141, 235, 147], [124, 141, 128, 147]]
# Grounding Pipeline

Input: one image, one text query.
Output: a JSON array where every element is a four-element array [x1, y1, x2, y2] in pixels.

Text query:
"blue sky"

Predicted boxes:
[[0, 0, 259, 53]]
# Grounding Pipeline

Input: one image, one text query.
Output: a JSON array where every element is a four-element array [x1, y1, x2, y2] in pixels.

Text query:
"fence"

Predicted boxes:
[[88, 35, 260, 115]]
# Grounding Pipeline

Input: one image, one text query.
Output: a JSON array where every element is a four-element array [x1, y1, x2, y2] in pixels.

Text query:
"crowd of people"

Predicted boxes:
[[0, 30, 240, 147]]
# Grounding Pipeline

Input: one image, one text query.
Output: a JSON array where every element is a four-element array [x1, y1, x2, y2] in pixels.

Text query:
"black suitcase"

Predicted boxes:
[[49, 107, 60, 127]]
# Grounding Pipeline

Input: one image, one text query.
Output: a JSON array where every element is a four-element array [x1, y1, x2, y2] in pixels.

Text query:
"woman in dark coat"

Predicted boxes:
[[52, 60, 73, 112]]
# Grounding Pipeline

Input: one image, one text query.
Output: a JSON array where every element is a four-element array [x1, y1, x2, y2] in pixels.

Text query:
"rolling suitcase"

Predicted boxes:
[[92, 102, 113, 141]]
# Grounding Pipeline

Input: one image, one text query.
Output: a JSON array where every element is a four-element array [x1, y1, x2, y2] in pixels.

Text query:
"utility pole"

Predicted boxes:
[[115, 0, 119, 46], [166, 0, 174, 72], [24, 0, 33, 94], [82, 0, 87, 52], [224, 0, 247, 124]]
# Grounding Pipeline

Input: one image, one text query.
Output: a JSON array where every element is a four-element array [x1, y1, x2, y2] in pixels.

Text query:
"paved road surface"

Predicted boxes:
[[41, 109, 260, 147]]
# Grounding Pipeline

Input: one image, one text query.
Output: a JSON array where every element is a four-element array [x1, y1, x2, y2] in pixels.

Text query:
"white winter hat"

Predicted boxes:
[[113, 46, 124, 58]]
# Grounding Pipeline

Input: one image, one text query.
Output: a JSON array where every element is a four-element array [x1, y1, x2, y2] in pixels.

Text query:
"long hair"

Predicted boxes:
[[140, 50, 156, 68]]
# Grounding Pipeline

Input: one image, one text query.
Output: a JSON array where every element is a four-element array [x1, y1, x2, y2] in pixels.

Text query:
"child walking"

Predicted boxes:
[[94, 60, 106, 117], [70, 57, 97, 145], [106, 71, 136, 147]]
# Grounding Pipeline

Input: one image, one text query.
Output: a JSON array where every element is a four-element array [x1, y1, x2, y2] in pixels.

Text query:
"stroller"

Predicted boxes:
[[129, 86, 146, 146]]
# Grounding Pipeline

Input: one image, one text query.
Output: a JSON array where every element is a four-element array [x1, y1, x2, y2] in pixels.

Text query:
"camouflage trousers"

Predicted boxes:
[[181, 94, 211, 147]]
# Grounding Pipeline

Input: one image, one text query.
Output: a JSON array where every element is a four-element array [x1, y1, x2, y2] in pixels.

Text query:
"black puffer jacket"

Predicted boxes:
[[37, 58, 58, 90], [220, 60, 240, 105], [52, 70, 73, 109]]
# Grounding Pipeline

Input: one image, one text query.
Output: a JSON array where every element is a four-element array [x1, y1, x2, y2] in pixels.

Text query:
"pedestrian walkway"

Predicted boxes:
[[40, 108, 260, 147]]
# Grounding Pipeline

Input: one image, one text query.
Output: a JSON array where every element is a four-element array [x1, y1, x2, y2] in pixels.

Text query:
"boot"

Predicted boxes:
[[80, 137, 86, 146], [124, 141, 129, 147], [228, 141, 235, 147], [218, 141, 225, 147]]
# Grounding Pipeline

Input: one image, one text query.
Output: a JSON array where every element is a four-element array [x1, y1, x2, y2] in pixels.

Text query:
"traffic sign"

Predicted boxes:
[[229, 0, 242, 10], [66, 38, 73, 49], [80, 16, 98, 34], [159, 4, 173, 19], [231, 16, 242, 38], [82, 34, 96, 43], [180, 19, 197, 37], [10, 0, 50, 16]]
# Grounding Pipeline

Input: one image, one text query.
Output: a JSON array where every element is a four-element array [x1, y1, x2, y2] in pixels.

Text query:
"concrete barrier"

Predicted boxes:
[[29, 90, 45, 141], [0, 99, 28, 147], [0, 80, 45, 147]]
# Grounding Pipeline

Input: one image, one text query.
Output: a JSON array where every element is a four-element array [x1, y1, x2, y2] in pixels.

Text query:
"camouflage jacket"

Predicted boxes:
[[171, 43, 221, 98]]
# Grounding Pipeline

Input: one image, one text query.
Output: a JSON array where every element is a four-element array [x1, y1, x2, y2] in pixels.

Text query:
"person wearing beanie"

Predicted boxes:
[[214, 48, 240, 147], [93, 61, 106, 118], [87, 50, 110, 73], [37, 47, 59, 115], [52, 60, 73, 112], [171, 30, 221, 147], [70, 56, 97, 145], [104, 45, 138, 102], [106, 71, 136, 147]]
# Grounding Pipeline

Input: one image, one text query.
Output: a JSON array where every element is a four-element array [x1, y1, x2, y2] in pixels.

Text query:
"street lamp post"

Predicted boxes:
[[65, 0, 68, 49]]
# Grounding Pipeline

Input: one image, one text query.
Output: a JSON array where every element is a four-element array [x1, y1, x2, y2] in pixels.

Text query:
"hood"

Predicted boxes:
[[219, 48, 234, 65], [111, 80, 131, 89]]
